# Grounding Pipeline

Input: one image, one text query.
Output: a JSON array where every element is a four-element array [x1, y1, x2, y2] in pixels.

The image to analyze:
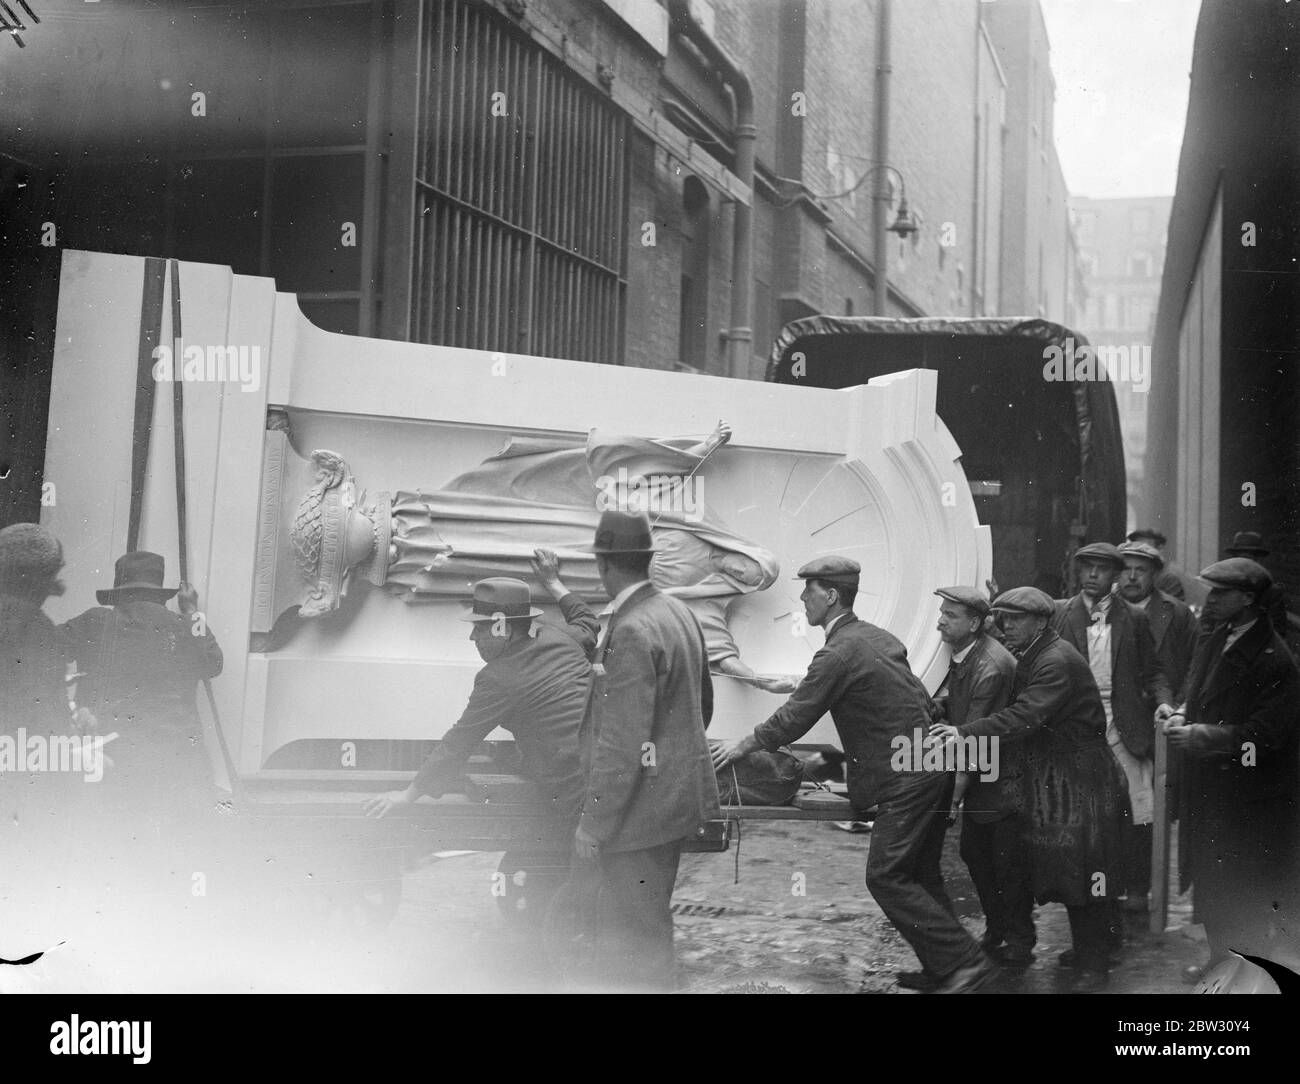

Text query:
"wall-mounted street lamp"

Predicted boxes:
[[855, 164, 919, 238], [774, 159, 917, 316]]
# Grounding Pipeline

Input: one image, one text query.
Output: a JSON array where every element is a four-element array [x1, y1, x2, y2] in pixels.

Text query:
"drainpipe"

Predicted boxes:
[[873, 0, 892, 316], [668, 0, 755, 380], [971, 3, 981, 316]]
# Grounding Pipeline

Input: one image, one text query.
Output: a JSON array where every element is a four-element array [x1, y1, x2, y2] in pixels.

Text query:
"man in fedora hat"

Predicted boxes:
[[571, 509, 718, 991], [1051, 542, 1173, 914], [1165, 557, 1300, 976], [364, 549, 597, 821], [62, 550, 223, 816], [931, 587, 1127, 992], [713, 558, 996, 994], [1222, 531, 1289, 639]]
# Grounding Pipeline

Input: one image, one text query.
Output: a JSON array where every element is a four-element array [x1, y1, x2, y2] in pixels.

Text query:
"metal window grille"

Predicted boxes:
[[413, 0, 629, 361]]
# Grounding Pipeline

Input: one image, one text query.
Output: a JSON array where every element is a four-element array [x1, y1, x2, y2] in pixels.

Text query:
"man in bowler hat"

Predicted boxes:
[[714, 557, 996, 993], [572, 509, 719, 991], [365, 549, 597, 820], [63, 550, 223, 817]]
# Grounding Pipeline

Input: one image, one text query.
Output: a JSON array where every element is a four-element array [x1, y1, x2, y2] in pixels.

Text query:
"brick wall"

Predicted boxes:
[[533, 0, 1082, 372]]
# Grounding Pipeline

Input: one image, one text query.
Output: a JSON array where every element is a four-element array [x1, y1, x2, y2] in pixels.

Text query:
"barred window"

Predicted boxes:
[[413, 0, 629, 362]]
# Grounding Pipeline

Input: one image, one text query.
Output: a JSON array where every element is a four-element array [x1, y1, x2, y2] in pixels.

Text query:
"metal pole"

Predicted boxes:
[[169, 259, 243, 801], [873, 0, 892, 316]]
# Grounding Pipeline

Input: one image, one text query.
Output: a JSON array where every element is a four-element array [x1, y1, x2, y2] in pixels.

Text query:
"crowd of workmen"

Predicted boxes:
[[2, 511, 1296, 993]]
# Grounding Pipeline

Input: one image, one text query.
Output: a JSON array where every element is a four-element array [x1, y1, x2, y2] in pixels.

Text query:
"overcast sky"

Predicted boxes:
[[1039, 0, 1202, 199]]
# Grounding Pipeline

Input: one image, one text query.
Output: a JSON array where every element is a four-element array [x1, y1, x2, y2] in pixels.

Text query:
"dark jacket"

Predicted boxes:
[[938, 634, 1017, 822], [1143, 590, 1199, 702], [1052, 593, 1171, 759], [578, 584, 719, 853], [1156, 567, 1186, 601], [1262, 581, 1291, 641], [411, 592, 597, 812], [958, 629, 1126, 906], [1176, 620, 1299, 882], [753, 615, 938, 814], [63, 600, 223, 733], [0, 609, 71, 734]]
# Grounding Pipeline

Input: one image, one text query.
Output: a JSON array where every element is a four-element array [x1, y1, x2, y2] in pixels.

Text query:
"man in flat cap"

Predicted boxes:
[[714, 557, 996, 994], [931, 586, 1126, 992], [365, 549, 597, 822], [932, 586, 1026, 977], [1118, 541, 1199, 704], [1052, 542, 1173, 914], [1164, 558, 1300, 975], [1127, 528, 1186, 601], [1222, 532, 1290, 642], [571, 511, 718, 991]]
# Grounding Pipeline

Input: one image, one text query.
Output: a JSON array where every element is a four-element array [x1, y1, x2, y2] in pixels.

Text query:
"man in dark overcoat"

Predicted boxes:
[[62, 551, 223, 823], [933, 587, 1024, 973], [932, 586, 1127, 992], [1052, 542, 1173, 912], [1166, 558, 1299, 974], [1118, 540, 1199, 701], [1222, 532, 1291, 643]]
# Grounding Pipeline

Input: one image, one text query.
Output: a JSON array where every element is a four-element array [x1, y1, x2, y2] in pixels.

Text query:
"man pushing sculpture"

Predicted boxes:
[[288, 419, 793, 692]]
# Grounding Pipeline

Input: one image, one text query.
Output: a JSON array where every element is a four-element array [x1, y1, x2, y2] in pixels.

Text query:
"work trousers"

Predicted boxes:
[[593, 838, 684, 992], [865, 772, 984, 980], [960, 812, 1036, 955], [1122, 821, 1153, 898], [1065, 900, 1115, 972]]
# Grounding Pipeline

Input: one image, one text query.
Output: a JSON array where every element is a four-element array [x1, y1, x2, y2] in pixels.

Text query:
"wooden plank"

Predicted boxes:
[[1151, 725, 1170, 933], [722, 806, 862, 822]]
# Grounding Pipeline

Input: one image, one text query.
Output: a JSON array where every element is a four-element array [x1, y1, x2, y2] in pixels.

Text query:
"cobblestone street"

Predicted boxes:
[[672, 820, 1203, 995]]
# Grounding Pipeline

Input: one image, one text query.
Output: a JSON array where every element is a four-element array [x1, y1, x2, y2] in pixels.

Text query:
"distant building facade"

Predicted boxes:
[[1071, 195, 1172, 529], [981, 0, 1085, 326]]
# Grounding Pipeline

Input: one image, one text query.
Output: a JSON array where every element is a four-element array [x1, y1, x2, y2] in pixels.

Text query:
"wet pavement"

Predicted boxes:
[[671, 819, 1204, 995], [2, 813, 1207, 993]]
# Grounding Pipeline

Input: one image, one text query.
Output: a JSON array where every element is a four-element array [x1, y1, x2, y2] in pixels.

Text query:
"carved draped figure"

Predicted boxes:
[[384, 430, 779, 660]]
